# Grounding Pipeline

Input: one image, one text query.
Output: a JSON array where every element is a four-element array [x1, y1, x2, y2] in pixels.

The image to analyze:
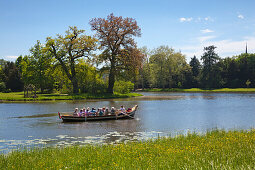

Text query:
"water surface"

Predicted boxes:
[[0, 92, 255, 153]]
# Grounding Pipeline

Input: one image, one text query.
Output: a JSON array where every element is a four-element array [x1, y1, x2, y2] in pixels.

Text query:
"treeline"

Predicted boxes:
[[0, 14, 143, 94], [1, 14, 255, 94], [137, 45, 255, 89]]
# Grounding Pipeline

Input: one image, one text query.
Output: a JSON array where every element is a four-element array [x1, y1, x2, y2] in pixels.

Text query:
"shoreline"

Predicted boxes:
[[1, 129, 255, 169], [0, 92, 143, 102], [137, 88, 255, 93]]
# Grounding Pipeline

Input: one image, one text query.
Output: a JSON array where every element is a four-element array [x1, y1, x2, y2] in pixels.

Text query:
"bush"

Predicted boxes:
[[0, 82, 6, 92], [114, 80, 134, 94]]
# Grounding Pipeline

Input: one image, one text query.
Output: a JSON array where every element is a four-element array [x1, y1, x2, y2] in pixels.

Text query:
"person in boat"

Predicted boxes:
[[78, 109, 83, 117], [111, 107, 116, 115], [99, 108, 104, 116], [90, 108, 96, 116], [105, 107, 109, 115], [73, 108, 79, 116], [118, 105, 126, 116], [102, 107, 106, 114], [86, 107, 90, 116], [120, 105, 126, 112], [82, 108, 86, 117]]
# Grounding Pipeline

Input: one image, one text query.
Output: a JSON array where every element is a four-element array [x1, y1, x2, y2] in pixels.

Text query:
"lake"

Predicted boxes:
[[1, 92, 255, 153]]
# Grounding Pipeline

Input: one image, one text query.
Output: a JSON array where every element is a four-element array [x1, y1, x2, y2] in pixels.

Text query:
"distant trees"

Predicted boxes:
[[137, 46, 189, 89], [1, 61, 23, 91], [2, 14, 255, 93], [200, 45, 220, 88], [90, 13, 142, 93]]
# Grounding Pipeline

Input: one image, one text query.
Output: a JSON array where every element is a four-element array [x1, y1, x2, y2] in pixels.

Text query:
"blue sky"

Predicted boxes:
[[1, 0, 255, 61]]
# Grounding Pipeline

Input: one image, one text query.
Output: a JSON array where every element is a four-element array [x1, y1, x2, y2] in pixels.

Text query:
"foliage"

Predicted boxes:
[[1, 130, 255, 169], [140, 46, 188, 89], [90, 13, 143, 93], [140, 88, 255, 92], [0, 82, 6, 92], [45, 26, 97, 93], [19, 41, 55, 93], [76, 59, 107, 93], [113, 80, 134, 94], [1, 61, 23, 91], [200, 45, 220, 88]]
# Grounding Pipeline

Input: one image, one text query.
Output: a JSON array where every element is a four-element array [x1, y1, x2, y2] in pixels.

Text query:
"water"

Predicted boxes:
[[0, 92, 255, 153]]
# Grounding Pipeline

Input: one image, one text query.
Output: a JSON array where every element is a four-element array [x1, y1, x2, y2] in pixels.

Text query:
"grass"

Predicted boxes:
[[141, 88, 255, 93], [0, 92, 142, 101], [1, 130, 255, 169]]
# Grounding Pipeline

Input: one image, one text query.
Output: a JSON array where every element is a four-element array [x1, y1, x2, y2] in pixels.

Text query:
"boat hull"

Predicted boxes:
[[59, 105, 137, 122]]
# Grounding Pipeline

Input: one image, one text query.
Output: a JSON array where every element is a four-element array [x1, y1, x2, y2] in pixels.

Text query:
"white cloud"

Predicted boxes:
[[201, 29, 214, 34], [204, 17, 214, 22], [180, 36, 255, 60], [238, 14, 244, 19], [6, 56, 19, 59], [179, 17, 193, 22], [198, 36, 216, 42]]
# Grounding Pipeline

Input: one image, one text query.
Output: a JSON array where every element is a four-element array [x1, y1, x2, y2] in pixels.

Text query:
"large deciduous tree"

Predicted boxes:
[[45, 26, 97, 93], [90, 13, 142, 93]]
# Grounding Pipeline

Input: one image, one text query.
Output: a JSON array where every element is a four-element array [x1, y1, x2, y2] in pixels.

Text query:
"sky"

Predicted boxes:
[[1, 0, 255, 62]]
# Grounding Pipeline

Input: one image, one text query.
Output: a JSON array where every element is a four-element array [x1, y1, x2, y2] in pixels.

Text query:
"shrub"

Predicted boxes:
[[0, 82, 6, 92], [114, 80, 134, 94]]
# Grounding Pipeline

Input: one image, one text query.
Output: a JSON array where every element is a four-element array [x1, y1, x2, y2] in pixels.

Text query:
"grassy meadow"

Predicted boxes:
[[1, 130, 255, 169], [0, 92, 142, 101], [141, 88, 255, 93]]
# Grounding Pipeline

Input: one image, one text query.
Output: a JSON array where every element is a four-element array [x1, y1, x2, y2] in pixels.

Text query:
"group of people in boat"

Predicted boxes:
[[73, 105, 130, 117]]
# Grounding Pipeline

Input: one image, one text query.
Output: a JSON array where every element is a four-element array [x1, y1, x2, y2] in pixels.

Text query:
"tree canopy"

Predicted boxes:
[[90, 13, 142, 93]]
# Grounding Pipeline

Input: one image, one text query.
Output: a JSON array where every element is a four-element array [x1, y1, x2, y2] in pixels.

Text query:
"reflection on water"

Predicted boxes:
[[1, 92, 255, 153]]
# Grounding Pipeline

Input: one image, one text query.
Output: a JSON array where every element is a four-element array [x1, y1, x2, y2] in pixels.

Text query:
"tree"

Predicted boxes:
[[28, 41, 54, 93], [90, 13, 142, 93], [2, 61, 23, 91], [189, 55, 201, 87], [189, 55, 200, 77], [200, 45, 220, 88], [45, 26, 97, 93], [149, 46, 187, 88]]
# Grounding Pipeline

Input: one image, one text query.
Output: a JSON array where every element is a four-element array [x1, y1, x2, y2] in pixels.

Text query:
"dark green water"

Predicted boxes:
[[1, 92, 255, 153]]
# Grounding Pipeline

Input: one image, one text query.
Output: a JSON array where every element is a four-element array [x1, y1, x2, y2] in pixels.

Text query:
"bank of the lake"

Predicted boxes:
[[140, 88, 255, 93], [1, 130, 255, 169], [0, 92, 142, 101]]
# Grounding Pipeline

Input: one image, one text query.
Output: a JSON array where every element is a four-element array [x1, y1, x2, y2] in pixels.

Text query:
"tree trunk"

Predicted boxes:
[[72, 77, 79, 94], [107, 66, 115, 94]]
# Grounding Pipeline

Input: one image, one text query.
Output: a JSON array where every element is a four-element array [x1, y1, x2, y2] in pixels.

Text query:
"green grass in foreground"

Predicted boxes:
[[0, 92, 142, 101], [142, 88, 255, 93], [1, 130, 255, 169]]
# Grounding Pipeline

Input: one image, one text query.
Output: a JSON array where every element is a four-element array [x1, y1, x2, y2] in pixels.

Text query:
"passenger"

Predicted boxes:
[[102, 107, 106, 113], [118, 105, 126, 116], [99, 108, 104, 116], [78, 109, 83, 117], [120, 105, 126, 113], [82, 108, 86, 117], [105, 107, 109, 115], [97, 108, 100, 116], [90, 108, 96, 116], [73, 108, 79, 116], [86, 107, 90, 116], [111, 107, 116, 115]]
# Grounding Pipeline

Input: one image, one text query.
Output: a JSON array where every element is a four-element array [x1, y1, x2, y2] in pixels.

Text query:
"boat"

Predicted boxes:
[[58, 105, 138, 122]]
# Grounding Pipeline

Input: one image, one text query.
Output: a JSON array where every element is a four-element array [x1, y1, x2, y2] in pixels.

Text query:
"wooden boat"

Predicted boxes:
[[58, 105, 138, 122]]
